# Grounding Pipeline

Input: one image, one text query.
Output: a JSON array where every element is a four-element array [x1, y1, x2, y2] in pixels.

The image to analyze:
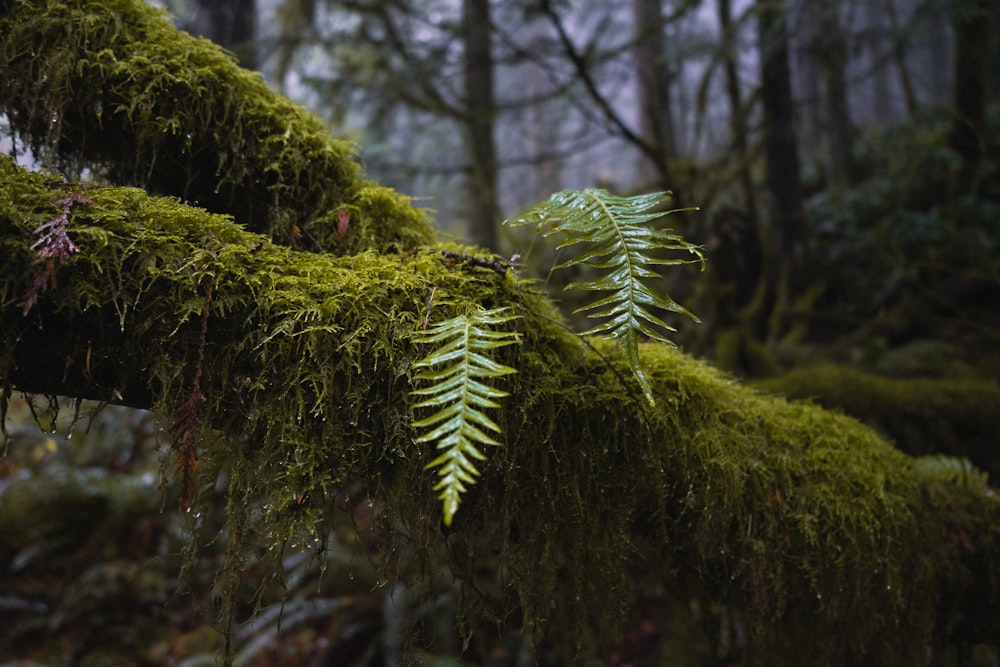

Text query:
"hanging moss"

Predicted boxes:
[[0, 0, 433, 253], [1, 156, 999, 665]]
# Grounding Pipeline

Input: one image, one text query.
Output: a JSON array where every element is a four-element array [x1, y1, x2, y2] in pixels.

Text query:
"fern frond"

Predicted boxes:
[[914, 455, 990, 491], [410, 306, 520, 526], [506, 188, 704, 405]]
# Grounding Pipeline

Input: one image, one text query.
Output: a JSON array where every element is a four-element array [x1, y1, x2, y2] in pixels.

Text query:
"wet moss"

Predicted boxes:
[[2, 2, 1000, 661], [0, 0, 433, 253], [2, 156, 999, 664], [753, 364, 1000, 477]]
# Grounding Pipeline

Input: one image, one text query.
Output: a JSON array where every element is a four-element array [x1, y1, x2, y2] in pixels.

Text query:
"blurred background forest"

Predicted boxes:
[[1, 0, 998, 664]]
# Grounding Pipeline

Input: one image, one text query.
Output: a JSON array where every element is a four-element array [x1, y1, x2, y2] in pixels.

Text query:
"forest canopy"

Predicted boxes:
[[1, 0, 999, 665]]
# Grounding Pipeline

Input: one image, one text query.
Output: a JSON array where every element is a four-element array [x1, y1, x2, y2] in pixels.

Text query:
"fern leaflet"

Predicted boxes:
[[914, 455, 990, 491], [411, 307, 520, 526], [506, 188, 703, 405]]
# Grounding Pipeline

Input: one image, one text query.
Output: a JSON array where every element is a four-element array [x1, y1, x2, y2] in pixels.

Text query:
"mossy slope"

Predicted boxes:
[[754, 364, 1000, 478], [1, 156, 998, 665], [0, 0, 433, 253]]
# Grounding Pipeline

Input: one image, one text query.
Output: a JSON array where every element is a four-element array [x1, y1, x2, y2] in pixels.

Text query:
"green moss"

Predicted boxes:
[[752, 364, 1000, 476], [2, 154, 1000, 663], [3, 3, 1000, 660], [0, 0, 434, 253]]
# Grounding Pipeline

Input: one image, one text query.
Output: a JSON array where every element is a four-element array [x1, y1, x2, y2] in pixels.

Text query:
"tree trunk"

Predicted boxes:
[[713, 0, 762, 318], [865, 1, 894, 123], [882, 0, 919, 114], [462, 0, 500, 250], [992, 0, 1000, 101], [794, 1, 824, 157], [632, 0, 678, 186], [949, 0, 993, 171], [181, 0, 257, 70], [756, 0, 806, 336], [718, 0, 758, 225], [811, 4, 857, 191]]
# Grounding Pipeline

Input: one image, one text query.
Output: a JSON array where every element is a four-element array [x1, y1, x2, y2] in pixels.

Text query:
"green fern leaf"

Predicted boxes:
[[914, 455, 990, 491], [411, 307, 520, 526], [506, 188, 703, 405]]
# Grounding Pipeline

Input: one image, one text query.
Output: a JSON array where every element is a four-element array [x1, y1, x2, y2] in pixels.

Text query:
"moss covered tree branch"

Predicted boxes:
[[2, 156, 999, 662], [2, 1, 1000, 663], [0, 0, 433, 254]]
